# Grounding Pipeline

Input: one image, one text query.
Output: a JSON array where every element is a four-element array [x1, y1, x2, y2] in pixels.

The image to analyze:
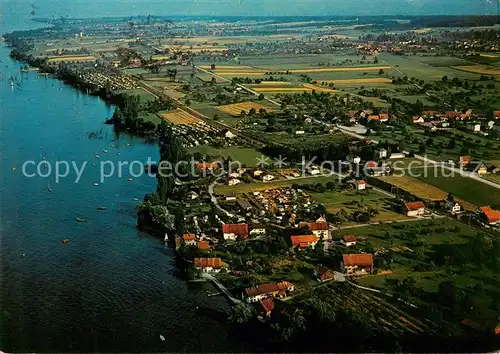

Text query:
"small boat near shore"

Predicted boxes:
[[76, 218, 87, 222], [97, 206, 107, 211], [62, 239, 69, 244]]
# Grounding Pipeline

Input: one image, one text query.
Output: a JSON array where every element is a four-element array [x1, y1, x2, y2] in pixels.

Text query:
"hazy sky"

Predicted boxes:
[[3, 0, 499, 18]]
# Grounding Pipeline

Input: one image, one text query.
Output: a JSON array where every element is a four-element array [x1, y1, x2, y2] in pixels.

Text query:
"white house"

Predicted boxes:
[[468, 124, 481, 132], [376, 148, 388, 159], [389, 153, 405, 159], [249, 227, 266, 236], [412, 116, 424, 124], [295, 130, 305, 135], [299, 222, 330, 240], [447, 201, 462, 214], [228, 178, 241, 186], [253, 170, 264, 177], [353, 156, 361, 164], [262, 174, 275, 182], [194, 258, 225, 273], [356, 180, 366, 190], [404, 201, 425, 217], [229, 172, 240, 179], [341, 235, 357, 247], [225, 131, 236, 139], [309, 168, 320, 176]]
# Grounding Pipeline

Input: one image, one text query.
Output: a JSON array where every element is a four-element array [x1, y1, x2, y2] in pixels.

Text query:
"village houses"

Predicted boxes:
[[477, 206, 500, 225], [299, 221, 330, 240], [244, 281, 295, 303], [341, 235, 357, 247], [342, 254, 374, 276], [222, 223, 249, 240], [290, 235, 318, 250], [194, 257, 226, 273], [404, 201, 426, 217]]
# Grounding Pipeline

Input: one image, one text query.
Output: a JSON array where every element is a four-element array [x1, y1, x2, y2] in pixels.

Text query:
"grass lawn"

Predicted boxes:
[[117, 88, 156, 103], [188, 145, 265, 166], [340, 218, 499, 328], [214, 175, 336, 194], [138, 112, 162, 125], [417, 171, 500, 207]]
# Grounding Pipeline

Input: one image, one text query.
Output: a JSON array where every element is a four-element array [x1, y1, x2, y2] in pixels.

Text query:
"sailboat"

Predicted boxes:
[[9, 76, 14, 87], [48, 182, 52, 192], [164, 233, 169, 243]]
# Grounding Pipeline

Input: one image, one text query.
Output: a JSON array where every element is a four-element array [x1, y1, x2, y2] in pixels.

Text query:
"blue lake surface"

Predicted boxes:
[[0, 10, 239, 353]]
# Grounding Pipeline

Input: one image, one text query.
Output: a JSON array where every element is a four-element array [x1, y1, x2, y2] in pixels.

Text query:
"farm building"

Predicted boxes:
[[290, 235, 318, 250], [299, 222, 330, 240], [376, 148, 388, 160], [250, 226, 266, 236], [222, 223, 249, 240], [182, 233, 197, 246], [244, 281, 295, 303], [459, 155, 471, 167], [228, 178, 241, 186], [262, 174, 275, 182], [194, 161, 220, 171], [197, 241, 211, 251], [447, 201, 463, 215], [389, 153, 405, 159], [194, 258, 226, 273], [342, 254, 374, 276], [477, 206, 500, 225], [257, 297, 275, 318], [341, 235, 357, 247], [404, 201, 426, 217], [315, 266, 335, 282], [356, 180, 366, 191], [412, 116, 424, 123]]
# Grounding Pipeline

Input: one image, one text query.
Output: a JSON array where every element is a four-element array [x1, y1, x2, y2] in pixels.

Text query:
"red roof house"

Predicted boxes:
[[342, 254, 374, 275], [222, 223, 249, 240], [290, 235, 318, 249], [479, 206, 500, 225], [404, 201, 425, 216]]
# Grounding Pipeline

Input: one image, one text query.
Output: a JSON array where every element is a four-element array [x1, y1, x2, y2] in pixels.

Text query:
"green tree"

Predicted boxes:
[[228, 303, 255, 324]]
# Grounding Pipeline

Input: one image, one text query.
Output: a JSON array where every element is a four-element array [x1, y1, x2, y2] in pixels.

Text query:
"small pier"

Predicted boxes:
[[202, 274, 242, 304]]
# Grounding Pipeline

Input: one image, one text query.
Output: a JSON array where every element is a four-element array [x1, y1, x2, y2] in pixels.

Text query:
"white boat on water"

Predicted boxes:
[[159, 334, 165, 341], [164, 233, 168, 243]]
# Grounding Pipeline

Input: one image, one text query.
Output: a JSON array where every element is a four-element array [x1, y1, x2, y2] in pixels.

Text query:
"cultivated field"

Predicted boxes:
[[289, 66, 391, 73], [378, 175, 476, 210], [216, 101, 274, 116], [161, 109, 203, 125], [252, 83, 336, 93], [452, 65, 500, 76], [418, 172, 500, 207], [196, 74, 226, 83], [47, 55, 97, 63], [322, 78, 393, 85]]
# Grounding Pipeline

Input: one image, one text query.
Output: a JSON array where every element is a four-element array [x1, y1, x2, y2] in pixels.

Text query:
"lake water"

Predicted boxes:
[[0, 10, 242, 353]]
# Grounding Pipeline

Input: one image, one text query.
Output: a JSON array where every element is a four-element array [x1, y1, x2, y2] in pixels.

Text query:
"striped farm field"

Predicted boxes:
[[253, 87, 311, 93], [252, 83, 337, 93], [197, 74, 226, 83], [200, 65, 255, 69], [161, 109, 203, 125], [453, 65, 500, 75], [257, 81, 292, 85], [378, 175, 476, 210], [216, 101, 274, 116], [47, 55, 97, 63], [322, 78, 393, 84], [216, 71, 266, 76], [303, 83, 337, 93], [289, 66, 391, 73]]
